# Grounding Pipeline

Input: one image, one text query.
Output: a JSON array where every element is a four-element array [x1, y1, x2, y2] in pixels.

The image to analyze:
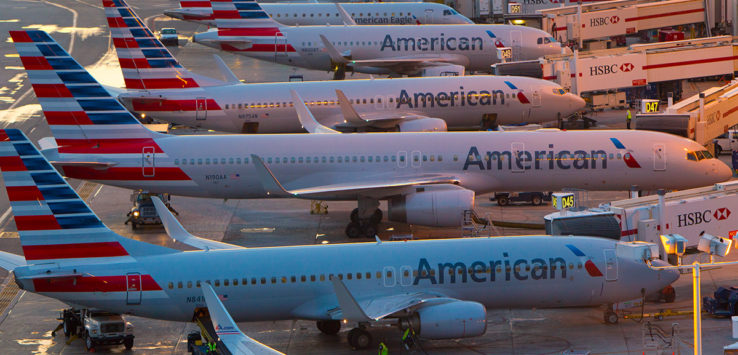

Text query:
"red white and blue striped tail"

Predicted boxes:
[[103, 0, 202, 90], [211, 0, 283, 29], [10, 30, 164, 152], [0, 129, 174, 264]]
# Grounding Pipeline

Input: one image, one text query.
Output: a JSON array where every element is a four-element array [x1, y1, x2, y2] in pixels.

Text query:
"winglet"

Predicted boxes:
[[331, 277, 373, 322], [250, 155, 294, 198], [335, 3, 357, 25], [201, 283, 284, 355], [151, 197, 239, 250], [290, 90, 339, 134], [213, 55, 242, 84], [319, 35, 349, 64], [335, 90, 367, 126]]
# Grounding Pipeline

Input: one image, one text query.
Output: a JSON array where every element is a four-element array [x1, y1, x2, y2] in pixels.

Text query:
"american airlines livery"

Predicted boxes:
[[165, 1, 473, 26], [11, 29, 732, 239], [105, 0, 584, 133], [190, 0, 564, 75], [0, 132, 679, 349]]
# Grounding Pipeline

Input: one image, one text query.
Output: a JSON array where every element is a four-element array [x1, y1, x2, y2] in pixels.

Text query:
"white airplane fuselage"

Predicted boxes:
[[119, 76, 584, 133], [192, 24, 563, 74], [165, 2, 474, 26], [13, 236, 680, 322], [49, 130, 731, 199]]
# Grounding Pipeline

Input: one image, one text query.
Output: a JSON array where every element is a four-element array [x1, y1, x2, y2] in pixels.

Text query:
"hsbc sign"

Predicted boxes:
[[677, 208, 732, 227], [589, 63, 635, 76], [589, 15, 620, 27]]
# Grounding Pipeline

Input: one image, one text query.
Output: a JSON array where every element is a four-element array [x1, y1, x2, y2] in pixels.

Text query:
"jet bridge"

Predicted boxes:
[[539, 36, 738, 95], [636, 78, 738, 146], [539, 0, 710, 43]]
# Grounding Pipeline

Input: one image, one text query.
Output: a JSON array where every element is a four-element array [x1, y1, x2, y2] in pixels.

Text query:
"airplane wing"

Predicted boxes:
[[201, 284, 284, 355], [151, 197, 242, 250], [250, 154, 461, 198], [290, 90, 340, 134], [0, 251, 25, 271], [332, 89, 439, 130], [334, 3, 357, 25], [330, 277, 457, 321]]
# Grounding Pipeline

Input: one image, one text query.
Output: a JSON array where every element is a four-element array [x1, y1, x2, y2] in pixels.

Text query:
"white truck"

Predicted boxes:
[[545, 181, 738, 250], [57, 308, 134, 351], [714, 129, 738, 155]]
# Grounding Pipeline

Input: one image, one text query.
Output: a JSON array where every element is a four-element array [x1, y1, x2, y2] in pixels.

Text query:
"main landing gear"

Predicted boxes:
[[345, 197, 382, 239]]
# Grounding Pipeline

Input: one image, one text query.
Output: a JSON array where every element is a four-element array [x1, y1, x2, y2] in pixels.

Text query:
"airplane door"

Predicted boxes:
[[126, 273, 142, 305], [653, 144, 666, 171], [383, 266, 396, 287], [411, 151, 422, 168], [511, 142, 524, 173], [510, 31, 522, 61], [397, 151, 408, 168], [142, 146, 155, 177], [530, 90, 541, 107], [275, 35, 288, 60], [195, 97, 207, 121], [604, 249, 618, 281], [424, 9, 434, 24], [400, 265, 412, 286]]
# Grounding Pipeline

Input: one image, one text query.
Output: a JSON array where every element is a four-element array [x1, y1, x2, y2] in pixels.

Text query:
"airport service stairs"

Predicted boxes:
[[462, 210, 497, 237]]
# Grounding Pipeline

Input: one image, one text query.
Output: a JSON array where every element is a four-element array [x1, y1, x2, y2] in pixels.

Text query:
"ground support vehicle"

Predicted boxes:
[[125, 192, 178, 229], [491, 192, 552, 206], [55, 309, 134, 351]]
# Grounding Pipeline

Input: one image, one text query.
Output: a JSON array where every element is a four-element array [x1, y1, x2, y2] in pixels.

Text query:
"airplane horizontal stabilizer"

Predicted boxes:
[[0, 250, 26, 271], [151, 197, 240, 251]]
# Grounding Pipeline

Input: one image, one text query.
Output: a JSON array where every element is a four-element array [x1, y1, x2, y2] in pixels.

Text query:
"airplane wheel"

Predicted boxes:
[[497, 196, 509, 206], [345, 222, 362, 239], [531, 195, 542, 206], [348, 328, 372, 350], [316, 320, 341, 335], [363, 224, 377, 239], [124, 337, 134, 350], [370, 209, 382, 224], [604, 311, 618, 324]]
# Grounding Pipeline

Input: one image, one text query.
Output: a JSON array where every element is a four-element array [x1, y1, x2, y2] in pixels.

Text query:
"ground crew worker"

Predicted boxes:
[[401, 328, 415, 350], [208, 341, 217, 353], [378, 341, 388, 355], [626, 109, 632, 129]]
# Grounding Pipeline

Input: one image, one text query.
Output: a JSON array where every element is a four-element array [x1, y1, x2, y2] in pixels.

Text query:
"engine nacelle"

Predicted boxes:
[[409, 301, 487, 339], [398, 118, 448, 132], [420, 64, 466, 77], [388, 186, 474, 226]]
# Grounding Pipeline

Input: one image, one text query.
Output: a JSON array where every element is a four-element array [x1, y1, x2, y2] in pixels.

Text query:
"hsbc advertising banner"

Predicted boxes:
[[514, 0, 617, 16], [575, 53, 646, 92], [579, 7, 636, 40], [613, 193, 738, 247]]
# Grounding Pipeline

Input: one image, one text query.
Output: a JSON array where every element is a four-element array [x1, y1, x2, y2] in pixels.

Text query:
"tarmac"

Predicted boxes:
[[0, 0, 738, 353]]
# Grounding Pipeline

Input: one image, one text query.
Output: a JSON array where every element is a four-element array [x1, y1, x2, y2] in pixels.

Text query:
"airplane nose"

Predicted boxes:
[[712, 160, 734, 182], [567, 93, 586, 112]]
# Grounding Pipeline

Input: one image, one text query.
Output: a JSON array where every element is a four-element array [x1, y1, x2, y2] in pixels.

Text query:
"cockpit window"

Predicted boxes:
[[686, 150, 712, 161], [544, 37, 551, 44], [443, 9, 458, 16], [537, 37, 543, 44], [552, 88, 566, 95]]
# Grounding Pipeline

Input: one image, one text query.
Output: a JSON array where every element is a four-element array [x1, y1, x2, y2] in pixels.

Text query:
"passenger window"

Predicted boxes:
[[537, 38, 543, 44], [320, 275, 325, 281], [356, 273, 361, 279], [187, 281, 192, 288], [311, 275, 316, 281], [224, 279, 229, 286], [261, 278, 266, 284], [366, 272, 371, 279], [300, 275, 306, 282], [177, 281, 183, 288], [376, 271, 382, 279], [298, 157, 303, 163], [214, 280, 220, 287], [196, 280, 201, 288], [281, 277, 287, 283], [330, 156, 335, 163], [197, 159, 202, 165], [242, 278, 247, 285], [347, 273, 352, 280]]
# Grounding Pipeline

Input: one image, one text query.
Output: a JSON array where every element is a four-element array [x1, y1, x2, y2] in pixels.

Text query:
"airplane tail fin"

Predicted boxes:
[[103, 0, 203, 90], [10, 30, 165, 152], [211, 0, 285, 29], [0, 128, 175, 264]]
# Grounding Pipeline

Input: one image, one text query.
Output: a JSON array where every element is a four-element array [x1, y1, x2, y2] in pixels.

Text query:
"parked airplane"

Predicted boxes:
[[0, 133, 680, 349], [13, 30, 732, 238], [165, 1, 473, 26], [104, 0, 584, 133], [201, 284, 283, 355], [191, 0, 564, 76]]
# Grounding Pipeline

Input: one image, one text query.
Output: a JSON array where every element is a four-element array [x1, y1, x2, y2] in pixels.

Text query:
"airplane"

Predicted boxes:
[[164, 1, 474, 27], [0, 131, 680, 349], [190, 0, 566, 76], [201, 284, 283, 355], [104, 0, 585, 134], [12, 29, 733, 238]]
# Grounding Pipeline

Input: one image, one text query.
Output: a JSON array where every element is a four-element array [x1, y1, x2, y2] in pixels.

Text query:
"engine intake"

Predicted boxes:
[[388, 186, 474, 226], [408, 301, 487, 339]]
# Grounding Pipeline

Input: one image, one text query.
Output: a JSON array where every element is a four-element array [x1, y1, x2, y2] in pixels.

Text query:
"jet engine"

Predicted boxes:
[[388, 186, 473, 226], [398, 118, 448, 132], [408, 301, 487, 339]]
